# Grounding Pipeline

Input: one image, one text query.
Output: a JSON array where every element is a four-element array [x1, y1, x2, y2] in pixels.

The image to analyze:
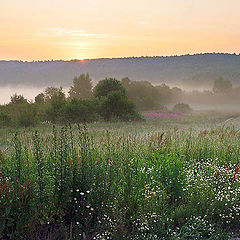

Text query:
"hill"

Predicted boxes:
[[1, 53, 240, 89]]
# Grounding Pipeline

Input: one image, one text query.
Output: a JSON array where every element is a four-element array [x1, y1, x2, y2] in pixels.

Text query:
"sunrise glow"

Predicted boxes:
[[1, 0, 240, 61]]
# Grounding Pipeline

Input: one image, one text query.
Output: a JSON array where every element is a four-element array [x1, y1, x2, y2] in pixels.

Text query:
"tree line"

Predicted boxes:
[[0, 74, 237, 128]]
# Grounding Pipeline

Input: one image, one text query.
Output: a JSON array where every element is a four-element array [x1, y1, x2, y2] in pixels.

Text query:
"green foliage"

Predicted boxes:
[[64, 98, 100, 123], [99, 91, 141, 121], [94, 78, 126, 98], [122, 79, 182, 110], [0, 103, 39, 128], [69, 73, 93, 99], [16, 105, 39, 127], [125, 81, 161, 110], [1, 124, 240, 238], [45, 103, 65, 124], [10, 93, 28, 104], [173, 103, 192, 113], [172, 216, 226, 240], [1, 75, 196, 127], [35, 93, 45, 104], [1, 125, 238, 239], [44, 86, 66, 102], [0, 110, 12, 127]]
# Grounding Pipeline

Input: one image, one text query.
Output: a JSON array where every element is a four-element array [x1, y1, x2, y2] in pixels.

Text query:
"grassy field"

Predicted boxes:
[[1, 112, 240, 239]]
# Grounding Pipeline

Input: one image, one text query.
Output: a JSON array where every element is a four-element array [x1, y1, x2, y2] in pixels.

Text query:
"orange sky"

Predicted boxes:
[[1, 0, 240, 60]]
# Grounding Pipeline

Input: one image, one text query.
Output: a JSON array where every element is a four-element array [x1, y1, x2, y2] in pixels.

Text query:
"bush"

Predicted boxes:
[[45, 93, 66, 123], [64, 98, 100, 123], [0, 110, 12, 127], [173, 103, 192, 113], [16, 105, 39, 127], [0, 103, 39, 128], [99, 91, 142, 121]]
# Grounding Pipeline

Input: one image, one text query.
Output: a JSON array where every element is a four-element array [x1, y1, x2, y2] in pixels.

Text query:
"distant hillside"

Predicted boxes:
[[1, 53, 240, 89]]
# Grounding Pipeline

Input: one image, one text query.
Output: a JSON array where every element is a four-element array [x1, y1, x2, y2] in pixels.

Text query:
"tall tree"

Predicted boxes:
[[69, 73, 93, 99]]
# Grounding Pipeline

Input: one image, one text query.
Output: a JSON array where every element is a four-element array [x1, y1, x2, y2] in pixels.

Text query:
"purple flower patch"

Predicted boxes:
[[142, 110, 183, 120]]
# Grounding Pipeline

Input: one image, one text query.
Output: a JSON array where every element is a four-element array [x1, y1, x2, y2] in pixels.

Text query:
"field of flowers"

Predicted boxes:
[[0, 117, 240, 239]]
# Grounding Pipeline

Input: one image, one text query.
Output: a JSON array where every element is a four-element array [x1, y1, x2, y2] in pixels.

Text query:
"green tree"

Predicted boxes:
[[44, 87, 66, 123], [35, 93, 45, 104], [94, 78, 126, 98], [10, 93, 28, 104], [68, 73, 93, 99], [213, 77, 232, 93], [44, 87, 65, 101], [64, 98, 99, 123], [126, 81, 161, 110], [99, 91, 140, 121]]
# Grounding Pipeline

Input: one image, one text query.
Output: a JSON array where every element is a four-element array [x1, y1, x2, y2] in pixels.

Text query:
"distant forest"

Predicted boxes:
[[1, 53, 240, 88]]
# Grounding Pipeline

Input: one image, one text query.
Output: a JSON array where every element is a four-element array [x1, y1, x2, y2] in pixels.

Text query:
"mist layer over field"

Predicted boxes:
[[0, 86, 67, 104], [0, 86, 44, 104]]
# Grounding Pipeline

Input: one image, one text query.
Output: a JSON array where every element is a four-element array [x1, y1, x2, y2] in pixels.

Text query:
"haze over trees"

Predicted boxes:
[[213, 77, 232, 93], [0, 75, 144, 127], [1, 53, 240, 89], [1, 72, 240, 128]]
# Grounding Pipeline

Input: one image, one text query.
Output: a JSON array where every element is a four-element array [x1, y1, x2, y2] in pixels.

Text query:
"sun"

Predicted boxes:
[[77, 58, 85, 62]]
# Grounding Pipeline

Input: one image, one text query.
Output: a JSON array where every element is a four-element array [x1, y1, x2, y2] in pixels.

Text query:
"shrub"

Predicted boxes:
[[45, 93, 66, 123], [64, 98, 100, 123], [0, 111, 12, 127], [16, 105, 39, 127], [173, 103, 192, 113], [99, 91, 142, 121]]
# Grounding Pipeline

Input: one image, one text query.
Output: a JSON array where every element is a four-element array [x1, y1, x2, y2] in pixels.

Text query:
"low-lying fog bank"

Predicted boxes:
[[1, 84, 240, 113], [0, 86, 69, 105], [0, 86, 44, 104]]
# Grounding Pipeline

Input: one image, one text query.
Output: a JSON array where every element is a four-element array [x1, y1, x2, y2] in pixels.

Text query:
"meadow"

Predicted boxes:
[[1, 112, 240, 239]]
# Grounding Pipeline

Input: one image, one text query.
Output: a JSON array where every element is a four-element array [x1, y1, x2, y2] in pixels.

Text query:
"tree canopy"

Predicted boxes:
[[69, 73, 92, 99], [94, 78, 126, 98], [10, 94, 28, 104]]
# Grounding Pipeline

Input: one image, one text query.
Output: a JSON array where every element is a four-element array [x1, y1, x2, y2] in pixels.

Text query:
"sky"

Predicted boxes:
[[1, 0, 240, 60]]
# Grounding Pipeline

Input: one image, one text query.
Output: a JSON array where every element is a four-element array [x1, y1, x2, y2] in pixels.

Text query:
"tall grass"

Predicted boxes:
[[0, 123, 239, 239]]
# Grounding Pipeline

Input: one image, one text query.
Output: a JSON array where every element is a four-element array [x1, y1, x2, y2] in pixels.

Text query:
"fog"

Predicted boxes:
[[0, 86, 45, 105], [1, 86, 240, 114], [0, 86, 71, 105]]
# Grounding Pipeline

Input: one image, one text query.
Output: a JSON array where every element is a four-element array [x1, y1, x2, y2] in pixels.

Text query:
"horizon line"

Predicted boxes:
[[1, 52, 240, 63]]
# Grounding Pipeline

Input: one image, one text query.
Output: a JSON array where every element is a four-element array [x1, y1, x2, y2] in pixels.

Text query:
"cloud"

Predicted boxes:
[[42, 28, 110, 39], [50, 41, 92, 50]]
